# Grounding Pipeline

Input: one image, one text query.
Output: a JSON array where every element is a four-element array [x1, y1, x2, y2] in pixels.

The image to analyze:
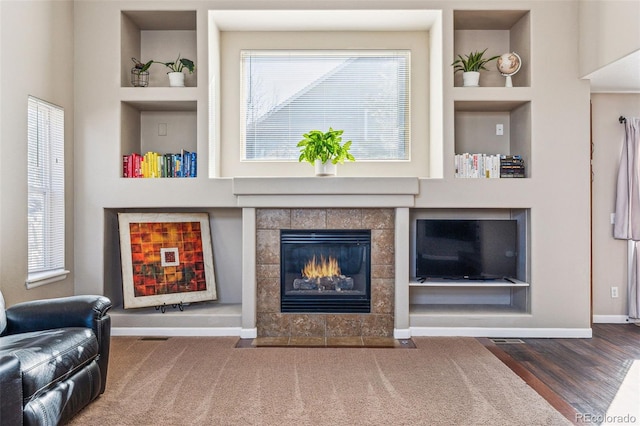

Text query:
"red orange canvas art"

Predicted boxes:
[[118, 213, 217, 309]]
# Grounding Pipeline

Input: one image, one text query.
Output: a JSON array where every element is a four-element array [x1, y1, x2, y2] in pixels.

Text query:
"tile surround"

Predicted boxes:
[[255, 208, 395, 338]]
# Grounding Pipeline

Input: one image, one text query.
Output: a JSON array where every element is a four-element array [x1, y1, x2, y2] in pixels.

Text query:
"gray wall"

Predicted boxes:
[[71, 0, 592, 332], [579, 0, 640, 77], [591, 94, 640, 318], [0, 0, 75, 305], [0, 0, 634, 330]]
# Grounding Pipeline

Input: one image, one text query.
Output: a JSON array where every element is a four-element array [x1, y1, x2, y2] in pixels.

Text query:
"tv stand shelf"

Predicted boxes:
[[410, 278, 529, 288], [410, 303, 527, 316]]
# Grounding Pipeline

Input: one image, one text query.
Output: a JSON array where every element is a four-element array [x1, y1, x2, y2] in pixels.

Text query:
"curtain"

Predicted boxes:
[[614, 117, 640, 321]]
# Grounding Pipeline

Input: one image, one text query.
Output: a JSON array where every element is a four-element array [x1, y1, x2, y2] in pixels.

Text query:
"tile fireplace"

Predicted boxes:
[[256, 208, 395, 339]]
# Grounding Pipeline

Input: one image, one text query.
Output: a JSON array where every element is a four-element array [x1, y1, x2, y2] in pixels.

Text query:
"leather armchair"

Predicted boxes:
[[0, 294, 112, 425]]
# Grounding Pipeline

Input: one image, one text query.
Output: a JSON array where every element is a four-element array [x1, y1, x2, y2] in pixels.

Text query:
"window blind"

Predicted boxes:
[[27, 96, 65, 275], [241, 50, 410, 161]]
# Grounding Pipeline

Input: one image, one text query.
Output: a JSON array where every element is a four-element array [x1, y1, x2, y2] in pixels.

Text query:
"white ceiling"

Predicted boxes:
[[584, 50, 640, 93]]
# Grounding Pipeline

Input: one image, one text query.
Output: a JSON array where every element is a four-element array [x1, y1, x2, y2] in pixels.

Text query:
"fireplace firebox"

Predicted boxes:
[[280, 230, 371, 313]]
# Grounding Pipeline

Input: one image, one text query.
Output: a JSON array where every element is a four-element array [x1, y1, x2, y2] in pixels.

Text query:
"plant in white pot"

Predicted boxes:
[[451, 48, 499, 87], [297, 128, 355, 176], [155, 54, 195, 87]]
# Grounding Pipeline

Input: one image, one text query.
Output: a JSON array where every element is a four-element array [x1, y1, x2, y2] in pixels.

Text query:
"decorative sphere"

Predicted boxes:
[[497, 52, 522, 76]]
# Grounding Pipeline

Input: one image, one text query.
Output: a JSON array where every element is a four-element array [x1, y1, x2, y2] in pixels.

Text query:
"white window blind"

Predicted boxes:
[[241, 50, 410, 161], [27, 96, 65, 279]]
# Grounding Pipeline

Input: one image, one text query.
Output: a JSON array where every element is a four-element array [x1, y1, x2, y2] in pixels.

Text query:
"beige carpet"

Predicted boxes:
[[69, 336, 570, 425]]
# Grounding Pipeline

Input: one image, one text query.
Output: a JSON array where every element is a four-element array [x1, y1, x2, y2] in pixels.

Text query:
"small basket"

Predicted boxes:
[[131, 68, 150, 87]]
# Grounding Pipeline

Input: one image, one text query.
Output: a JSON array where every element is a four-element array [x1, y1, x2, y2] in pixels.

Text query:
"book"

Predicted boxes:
[[455, 153, 502, 179], [500, 155, 525, 178], [122, 150, 197, 178]]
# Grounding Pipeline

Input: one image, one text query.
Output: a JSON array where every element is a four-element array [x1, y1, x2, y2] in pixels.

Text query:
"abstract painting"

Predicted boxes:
[[118, 212, 217, 309]]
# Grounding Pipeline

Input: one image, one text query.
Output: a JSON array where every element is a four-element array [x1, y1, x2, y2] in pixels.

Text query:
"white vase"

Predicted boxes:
[[462, 71, 480, 87], [168, 72, 185, 87], [314, 159, 337, 176]]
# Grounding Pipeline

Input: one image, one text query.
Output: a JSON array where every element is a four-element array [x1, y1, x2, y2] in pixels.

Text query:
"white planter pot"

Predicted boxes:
[[314, 159, 337, 176], [462, 71, 480, 87], [168, 72, 185, 87]]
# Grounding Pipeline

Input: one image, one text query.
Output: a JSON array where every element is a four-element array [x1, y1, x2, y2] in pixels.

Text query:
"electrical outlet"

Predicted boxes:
[[611, 286, 619, 298]]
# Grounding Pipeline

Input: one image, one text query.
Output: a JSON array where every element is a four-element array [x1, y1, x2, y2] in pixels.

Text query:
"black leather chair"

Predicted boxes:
[[0, 293, 112, 425]]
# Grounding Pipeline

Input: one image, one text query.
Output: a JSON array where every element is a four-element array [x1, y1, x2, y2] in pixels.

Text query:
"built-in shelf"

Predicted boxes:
[[109, 302, 242, 331], [452, 9, 531, 179], [120, 101, 197, 172], [119, 10, 199, 177], [408, 208, 531, 319], [409, 278, 529, 287], [410, 303, 528, 316], [120, 88, 199, 104], [454, 99, 531, 178], [121, 10, 197, 88], [453, 10, 530, 88]]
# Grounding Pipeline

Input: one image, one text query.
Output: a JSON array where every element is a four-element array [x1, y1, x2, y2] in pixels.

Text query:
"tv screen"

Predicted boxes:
[[416, 219, 518, 280]]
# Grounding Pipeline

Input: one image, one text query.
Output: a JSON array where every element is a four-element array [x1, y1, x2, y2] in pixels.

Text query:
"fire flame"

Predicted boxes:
[[301, 255, 341, 279]]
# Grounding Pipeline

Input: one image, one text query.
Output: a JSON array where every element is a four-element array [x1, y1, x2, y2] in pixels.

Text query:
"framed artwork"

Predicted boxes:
[[118, 212, 217, 309]]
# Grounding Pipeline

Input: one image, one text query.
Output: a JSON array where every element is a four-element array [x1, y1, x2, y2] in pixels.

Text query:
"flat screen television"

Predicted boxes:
[[415, 219, 518, 281]]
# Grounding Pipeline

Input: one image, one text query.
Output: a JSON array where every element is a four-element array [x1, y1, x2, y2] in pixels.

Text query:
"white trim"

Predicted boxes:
[[25, 270, 70, 289], [211, 10, 439, 32], [111, 327, 242, 337], [394, 328, 411, 339], [592, 315, 631, 324], [240, 328, 258, 339], [409, 327, 593, 338]]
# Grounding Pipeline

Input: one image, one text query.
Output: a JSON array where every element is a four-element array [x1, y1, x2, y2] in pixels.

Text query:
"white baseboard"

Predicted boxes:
[[592, 315, 631, 324], [394, 328, 411, 339], [409, 327, 593, 338], [111, 327, 242, 337], [240, 328, 258, 339]]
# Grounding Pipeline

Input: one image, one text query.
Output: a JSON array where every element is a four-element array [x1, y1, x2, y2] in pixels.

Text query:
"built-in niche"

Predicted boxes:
[[103, 207, 243, 318], [409, 208, 530, 315]]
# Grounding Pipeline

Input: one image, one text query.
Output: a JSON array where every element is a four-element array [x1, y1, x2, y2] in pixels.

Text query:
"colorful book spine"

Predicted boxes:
[[122, 150, 198, 178]]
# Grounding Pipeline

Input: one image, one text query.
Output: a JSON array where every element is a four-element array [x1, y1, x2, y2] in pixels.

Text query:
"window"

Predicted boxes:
[[241, 50, 410, 161], [26, 96, 68, 288]]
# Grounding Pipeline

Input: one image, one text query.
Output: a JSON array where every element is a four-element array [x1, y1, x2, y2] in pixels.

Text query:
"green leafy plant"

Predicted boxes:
[[131, 57, 153, 74], [155, 54, 195, 74], [451, 48, 499, 73], [297, 128, 355, 165]]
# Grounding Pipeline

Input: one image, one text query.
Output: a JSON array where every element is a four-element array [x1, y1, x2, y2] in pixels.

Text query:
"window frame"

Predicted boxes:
[[26, 96, 69, 289], [239, 49, 412, 163], [215, 28, 432, 178]]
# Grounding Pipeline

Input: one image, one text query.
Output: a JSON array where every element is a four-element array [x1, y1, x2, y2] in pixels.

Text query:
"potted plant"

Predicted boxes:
[[130, 58, 153, 87], [297, 128, 355, 176], [155, 54, 196, 87], [451, 48, 499, 87]]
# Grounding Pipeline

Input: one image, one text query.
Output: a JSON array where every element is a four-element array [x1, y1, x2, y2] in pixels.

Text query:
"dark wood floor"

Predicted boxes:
[[481, 323, 640, 425]]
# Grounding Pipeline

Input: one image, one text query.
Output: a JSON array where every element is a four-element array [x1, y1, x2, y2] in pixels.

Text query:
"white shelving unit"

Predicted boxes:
[[409, 278, 529, 287], [453, 10, 532, 178], [120, 10, 199, 176]]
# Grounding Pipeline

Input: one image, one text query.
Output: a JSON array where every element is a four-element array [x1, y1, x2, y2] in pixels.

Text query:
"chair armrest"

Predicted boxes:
[[0, 355, 23, 425], [4, 295, 112, 335]]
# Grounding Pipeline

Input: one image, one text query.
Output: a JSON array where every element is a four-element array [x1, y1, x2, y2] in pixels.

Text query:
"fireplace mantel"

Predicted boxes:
[[237, 185, 414, 339], [233, 177, 419, 208]]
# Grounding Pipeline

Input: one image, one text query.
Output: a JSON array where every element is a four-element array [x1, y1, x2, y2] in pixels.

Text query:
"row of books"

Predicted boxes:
[[455, 153, 525, 179], [499, 155, 526, 178], [123, 150, 197, 178]]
